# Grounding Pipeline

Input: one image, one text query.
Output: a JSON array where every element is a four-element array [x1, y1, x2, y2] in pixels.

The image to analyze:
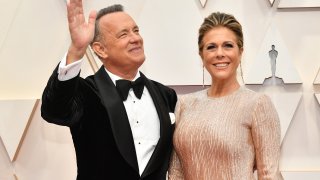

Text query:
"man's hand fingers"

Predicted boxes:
[[88, 10, 97, 30], [67, 2, 74, 23], [67, 0, 85, 24]]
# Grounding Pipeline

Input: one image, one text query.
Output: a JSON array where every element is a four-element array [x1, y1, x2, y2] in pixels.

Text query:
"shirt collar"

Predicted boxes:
[[104, 67, 140, 86]]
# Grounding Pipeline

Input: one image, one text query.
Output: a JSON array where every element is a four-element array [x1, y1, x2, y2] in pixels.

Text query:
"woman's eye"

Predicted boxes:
[[206, 45, 216, 50], [224, 43, 234, 48]]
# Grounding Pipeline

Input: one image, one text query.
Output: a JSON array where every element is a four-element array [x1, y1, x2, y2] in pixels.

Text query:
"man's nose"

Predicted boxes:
[[129, 32, 142, 43]]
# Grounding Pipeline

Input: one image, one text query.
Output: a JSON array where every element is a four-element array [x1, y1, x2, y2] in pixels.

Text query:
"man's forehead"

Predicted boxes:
[[100, 12, 137, 28], [99, 12, 138, 37]]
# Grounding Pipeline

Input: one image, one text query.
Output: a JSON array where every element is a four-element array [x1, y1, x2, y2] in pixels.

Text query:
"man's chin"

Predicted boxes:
[[136, 58, 145, 67], [136, 56, 145, 64]]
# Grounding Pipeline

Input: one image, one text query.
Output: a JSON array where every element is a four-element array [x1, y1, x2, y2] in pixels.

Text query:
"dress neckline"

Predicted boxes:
[[205, 86, 243, 100]]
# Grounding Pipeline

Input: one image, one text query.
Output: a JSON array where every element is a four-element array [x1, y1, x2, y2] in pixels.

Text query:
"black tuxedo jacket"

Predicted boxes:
[[41, 65, 177, 180]]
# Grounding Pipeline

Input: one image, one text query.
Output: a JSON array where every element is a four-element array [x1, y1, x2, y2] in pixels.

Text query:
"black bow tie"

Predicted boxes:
[[115, 77, 145, 101]]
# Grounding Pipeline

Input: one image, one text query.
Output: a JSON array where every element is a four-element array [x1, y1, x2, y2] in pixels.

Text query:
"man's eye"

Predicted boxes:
[[134, 29, 140, 34], [119, 33, 127, 38]]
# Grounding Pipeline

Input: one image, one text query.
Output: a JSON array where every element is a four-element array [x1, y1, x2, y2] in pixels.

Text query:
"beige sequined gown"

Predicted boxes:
[[168, 87, 283, 180]]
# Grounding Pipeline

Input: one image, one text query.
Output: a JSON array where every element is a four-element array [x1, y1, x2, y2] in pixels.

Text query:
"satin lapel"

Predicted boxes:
[[140, 73, 172, 178], [94, 66, 139, 173]]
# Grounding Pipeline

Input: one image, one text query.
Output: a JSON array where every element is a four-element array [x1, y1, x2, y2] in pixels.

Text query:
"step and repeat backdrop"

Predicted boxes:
[[1, 0, 320, 179]]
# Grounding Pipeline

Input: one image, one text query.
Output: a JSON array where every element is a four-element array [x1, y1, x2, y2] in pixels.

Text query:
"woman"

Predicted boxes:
[[168, 12, 283, 180]]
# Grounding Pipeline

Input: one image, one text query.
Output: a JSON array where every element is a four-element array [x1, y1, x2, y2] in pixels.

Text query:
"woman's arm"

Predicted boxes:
[[251, 95, 283, 180]]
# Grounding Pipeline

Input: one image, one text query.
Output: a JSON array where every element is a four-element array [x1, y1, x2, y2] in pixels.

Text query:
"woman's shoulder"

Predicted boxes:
[[239, 87, 274, 107], [236, 87, 273, 106], [175, 89, 208, 108], [178, 88, 207, 101]]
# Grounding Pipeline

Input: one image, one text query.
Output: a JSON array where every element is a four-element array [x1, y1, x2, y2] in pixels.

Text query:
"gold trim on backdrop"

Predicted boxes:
[[199, 0, 208, 8], [268, 0, 275, 7], [313, 67, 320, 85], [85, 47, 99, 73], [12, 99, 39, 162]]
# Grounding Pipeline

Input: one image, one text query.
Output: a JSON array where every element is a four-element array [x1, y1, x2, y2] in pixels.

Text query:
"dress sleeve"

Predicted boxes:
[[251, 95, 283, 180], [168, 150, 184, 180], [168, 97, 184, 180]]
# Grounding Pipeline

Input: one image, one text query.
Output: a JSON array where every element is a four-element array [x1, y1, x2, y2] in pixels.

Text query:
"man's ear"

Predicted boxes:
[[91, 42, 108, 59]]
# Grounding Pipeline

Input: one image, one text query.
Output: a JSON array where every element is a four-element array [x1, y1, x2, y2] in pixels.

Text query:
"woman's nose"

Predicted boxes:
[[216, 47, 225, 59]]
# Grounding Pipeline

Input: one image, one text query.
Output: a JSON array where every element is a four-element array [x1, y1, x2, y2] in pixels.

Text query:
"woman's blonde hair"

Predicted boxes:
[[198, 12, 243, 53]]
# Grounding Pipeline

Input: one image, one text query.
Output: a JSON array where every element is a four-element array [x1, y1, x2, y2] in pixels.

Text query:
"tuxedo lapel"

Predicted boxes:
[[94, 66, 139, 173], [140, 73, 172, 178]]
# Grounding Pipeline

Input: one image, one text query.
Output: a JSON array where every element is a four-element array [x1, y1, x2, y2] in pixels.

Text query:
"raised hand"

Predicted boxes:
[[66, 0, 97, 64]]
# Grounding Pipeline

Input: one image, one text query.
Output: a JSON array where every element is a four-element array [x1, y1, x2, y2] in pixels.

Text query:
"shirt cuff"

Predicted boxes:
[[58, 53, 82, 81]]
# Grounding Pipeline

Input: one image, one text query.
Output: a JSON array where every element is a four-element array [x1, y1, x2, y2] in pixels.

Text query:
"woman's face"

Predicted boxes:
[[200, 26, 243, 84]]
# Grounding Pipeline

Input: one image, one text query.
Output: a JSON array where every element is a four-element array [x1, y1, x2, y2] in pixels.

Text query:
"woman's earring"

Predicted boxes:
[[202, 65, 205, 88], [240, 62, 244, 84]]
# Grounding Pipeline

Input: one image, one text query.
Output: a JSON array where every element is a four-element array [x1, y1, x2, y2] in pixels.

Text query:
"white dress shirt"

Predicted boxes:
[[58, 56, 160, 175]]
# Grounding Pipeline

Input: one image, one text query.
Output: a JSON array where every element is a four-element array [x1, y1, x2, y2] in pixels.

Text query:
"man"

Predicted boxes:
[[41, 1, 177, 180]]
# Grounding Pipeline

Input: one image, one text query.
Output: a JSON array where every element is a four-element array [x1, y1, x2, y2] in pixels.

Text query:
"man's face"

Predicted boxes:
[[98, 12, 145, 74]]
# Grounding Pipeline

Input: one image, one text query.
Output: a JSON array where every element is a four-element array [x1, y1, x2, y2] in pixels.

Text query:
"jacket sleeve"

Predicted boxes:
[[41, 64, 84, 127]]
